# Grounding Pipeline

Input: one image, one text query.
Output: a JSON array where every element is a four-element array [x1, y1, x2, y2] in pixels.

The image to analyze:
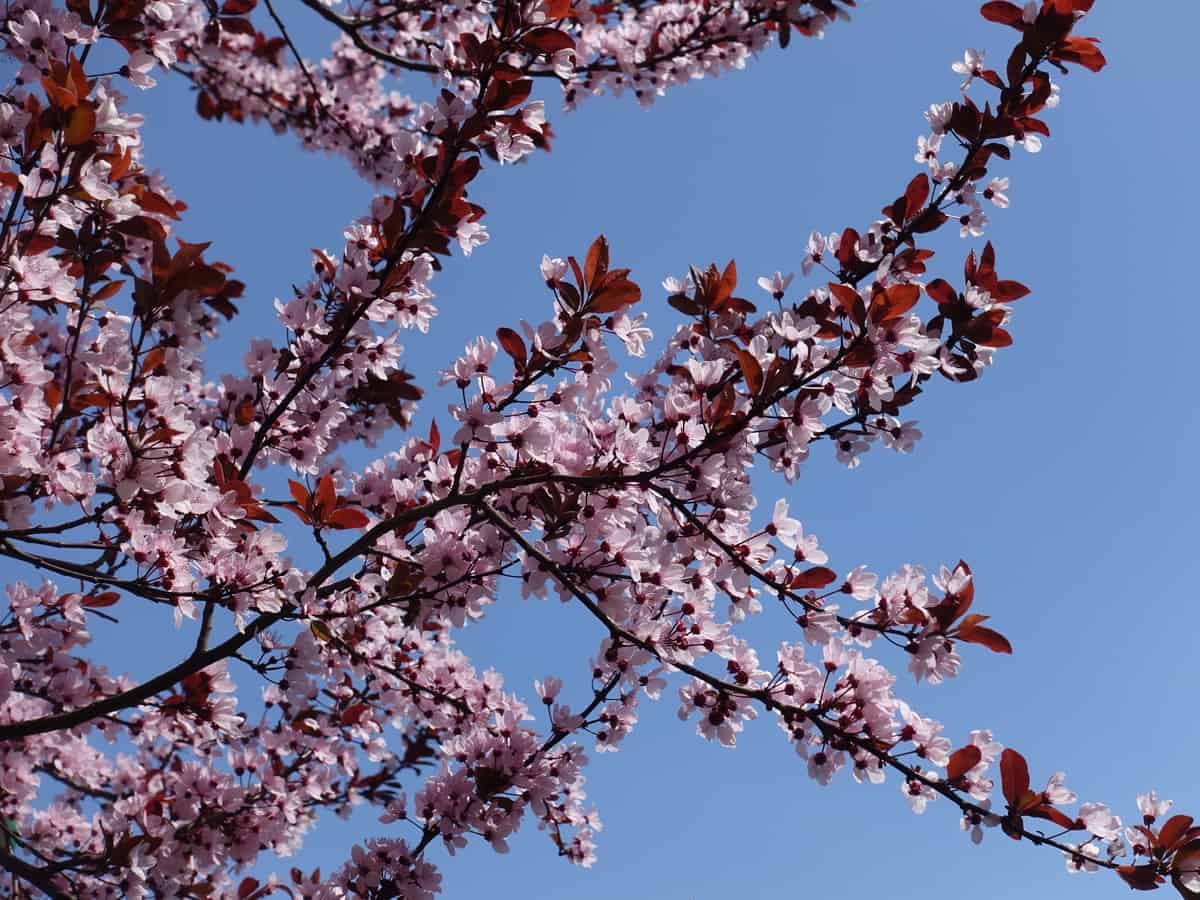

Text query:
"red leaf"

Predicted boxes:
[[238, 878, 261, 900], [82, 591, 120, 608], [220, 15, 255, 34], [484, 78, 532, 110], [979, 1, 1024, 25], [92, 279, 126, 301], [1173, 842, 1200, 892], [945, 744, 982, 782], [714, 259, 738, 309], [735, 349, 762, 396], [1000, 748, 1030, 807], [243, 504, 279, 524], [903, 173, 930, 218], [991, 279, 1030, 302], [870, 283, 920, 323], [1057, 36, 1107, 73], [340, 703, 370, 725], [589, 278, 641, 313], [828, 283, 860, 317], [1116, 864, 1163, 891], [41, 77, 77, 110], [957, 624, 1013, 654], [926, 279, 958, 306], [1029, 803, 1077, 830], [521, 26, 574, 55], [64, 101, 96, 145], [835, 229, 859, 267], [583, 234, 609, 291], [957, 613, 990, 630], [910, 209, 949, 234], [496, 327, 527, 367], [1160, 815, 1195, 851], [140, 346, 166, 375], [314, 475, 336, 518], [971, 325, 1013, 348], [287, 480, 310, 508], [328, 507, 369, 530], [790, 566, 838, 589]]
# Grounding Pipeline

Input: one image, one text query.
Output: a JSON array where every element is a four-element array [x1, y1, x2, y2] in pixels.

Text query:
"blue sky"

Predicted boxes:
[[15, 0, 1200, 896]]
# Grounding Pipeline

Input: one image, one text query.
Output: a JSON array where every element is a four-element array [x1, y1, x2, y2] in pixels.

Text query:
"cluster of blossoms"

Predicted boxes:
[[1, 0, 1196, 897]]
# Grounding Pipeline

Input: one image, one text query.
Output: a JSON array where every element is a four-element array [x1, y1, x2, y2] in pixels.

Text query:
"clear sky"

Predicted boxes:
[[17, 0, 1200, 897]]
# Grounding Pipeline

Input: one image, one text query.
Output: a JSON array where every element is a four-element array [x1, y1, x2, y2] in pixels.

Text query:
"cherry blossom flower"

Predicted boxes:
[[952, 48, 986, 91], [756, 270, 794, 300]]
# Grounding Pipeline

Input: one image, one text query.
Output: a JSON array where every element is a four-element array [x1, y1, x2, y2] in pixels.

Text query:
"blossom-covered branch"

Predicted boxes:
[[2, 0, 1193, 897]]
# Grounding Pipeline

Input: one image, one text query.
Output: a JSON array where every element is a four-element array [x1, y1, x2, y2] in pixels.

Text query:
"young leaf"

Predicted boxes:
[[589, 278, 641, 313], [1000, 748, 1030, 807], [790, 566, 838, 589], [735, 349, 763, 397], [1160, 816, 1196, 851], [979, 1, 1024, 26], [287, 480, 310, 507], [328, 507, 369, 530], [583, 235, 609, 291], [521, 26, 575, 55], [945, 745, 983, 782], [496, 327, 527, 367], [956, 624, 1013, 654], [903, 173, 930, 218], [314, 475, 336, 518], [64, 101, 96, 145]]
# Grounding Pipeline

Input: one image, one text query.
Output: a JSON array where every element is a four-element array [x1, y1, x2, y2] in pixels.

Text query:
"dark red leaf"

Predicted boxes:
[[589, 278, 641, 313], [284, 503, 313, 526], [82, 591, 120, 608], [835, 229, 859, 267], [1161, 816, 1195, 851], [828, 283, 860, 317], [714, 259, 738, 309], [910, 209, 949, 234], [790, 566, 838, 589], [583, 235, 609, 291], [1000, 748, 1030, 807], [945, 745, 982, 782], [496, 327, 527, 367], [1057, 36, 1107, 72], [64, 101, 96, 145], [328, 507, 369, 530], [870, 283, 920, 323], [287, 480, 310, 508], [735, 349, 762, 396], [1117, 864, 1163, 891], [1172, 842, 1200, 896], [903, 173, 930, 218], [979, 1, 1024, 25], [991, 279, 1030, 302], [220, 15, 255, 34], [314, 474, 336, 518], [926, 279, 958, 306], [1029, 803, 1077, 830], [521, 26, 574, 55]]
